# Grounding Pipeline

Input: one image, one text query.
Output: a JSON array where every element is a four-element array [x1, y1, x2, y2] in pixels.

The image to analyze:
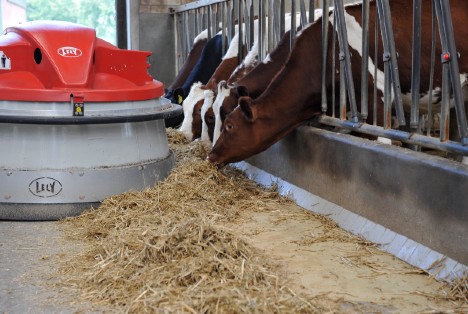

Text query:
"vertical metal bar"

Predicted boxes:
[[376, 0, 406, 126], [438, 0, 468, 144], [280, 0, 286, 37], [184, 11, 191, 62], [228, 0, 234, 43], [208, 5, 213, 37], [221, 2, 226, 55], [268, 0, 274, 52], [290, 0, 296, 49], [373, 3, 379, 126], [274, 0, 281, 45], [309, 0, 315, 24], [383, 59, 392, 128], [321, 0, 330, 114], [433, 0, 451, 141], [427, 0, 437, 136], [244, 0, 250, 48], [249, 0, 254, 49], [334, 0, 359, 121], [238, 0, 244, 62], [193, 9, 199, 38], [332, 1, 337, 118], [410, 0, 422, 131], [176, 14, 184, 72], [259, 0, 264, 62], [376, 0, 392, 128], [336, 0, 347, 120], [204, 7, 210, 40], [300, 0, 308, 29], [360, 0, 370, 122]]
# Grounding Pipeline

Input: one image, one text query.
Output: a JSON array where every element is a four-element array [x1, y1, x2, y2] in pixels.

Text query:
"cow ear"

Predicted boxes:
[[207, 78, 217, 89], [173, 88, 185, 105], [236, 85, 249, 97], [239, 96, 257, 122]]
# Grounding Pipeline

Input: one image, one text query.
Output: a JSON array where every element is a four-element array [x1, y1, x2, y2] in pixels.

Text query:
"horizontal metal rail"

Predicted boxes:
[[320, 116, 468, 155], [170, 0, 230, 13]]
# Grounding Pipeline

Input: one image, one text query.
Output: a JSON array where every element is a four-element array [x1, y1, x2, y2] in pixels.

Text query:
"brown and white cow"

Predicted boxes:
[[178, 32, 240, 140], [181, 19, 263, 141], [208, 0, 468, 166], [201, 39, 261, 142], [211, 11, 323, 144]]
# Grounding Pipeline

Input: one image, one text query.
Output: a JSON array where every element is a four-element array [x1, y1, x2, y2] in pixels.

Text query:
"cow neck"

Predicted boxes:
[[253, 21, 324, 120], [210, 57, 239, 83], [234, 31, 292, 98], [168, 38, 207, 90]]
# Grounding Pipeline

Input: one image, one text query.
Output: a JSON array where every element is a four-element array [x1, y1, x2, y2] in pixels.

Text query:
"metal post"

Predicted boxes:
[[332, 2, 337, 118], [259, 0, 265, 62], [360, 0, 370, 122], [274, 0, 281, 45], [373, 3, 379, 126], [280, 0, 286, 37], [291, 0, 296, 49], [426, 0, 437, 136], [300, 0, 308, 29], [376, 0, 406, 126], [433, 0, 451, 141], [437, 0, 468, 144], [221, 2, 226, 55], [411, 0, 422, 134], [334, 0, 359, 122], [184, 11, 191, 62], [249, 0, 254, 49], [321, 0, 329, 114], [238, 0, 244, 62], [309, 0, 315, 24], [193, 9, 199, 38], [268, 0, 274, 52]]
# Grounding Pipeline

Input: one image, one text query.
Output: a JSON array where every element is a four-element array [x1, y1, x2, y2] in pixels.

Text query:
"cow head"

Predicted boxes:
[[208, 96, 264, 166], [177, 82, 205, 140], [212, 81, 250, 145], [200, 89, 215, 141]]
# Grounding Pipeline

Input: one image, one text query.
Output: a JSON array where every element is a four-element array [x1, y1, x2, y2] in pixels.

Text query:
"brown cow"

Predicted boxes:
[[211, 11, 323, 144], [208, 0, 468, 165], [165, 29, 208, 101]]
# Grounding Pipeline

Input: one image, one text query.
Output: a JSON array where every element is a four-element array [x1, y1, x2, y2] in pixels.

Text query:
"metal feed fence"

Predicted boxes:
[[170, 0, 468, 157]]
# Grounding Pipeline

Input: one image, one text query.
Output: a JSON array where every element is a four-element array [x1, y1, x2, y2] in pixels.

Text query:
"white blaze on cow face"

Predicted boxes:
[[178, 82, 205, 139], [212, 82, 233, 146], [201, 89, 215, 142]]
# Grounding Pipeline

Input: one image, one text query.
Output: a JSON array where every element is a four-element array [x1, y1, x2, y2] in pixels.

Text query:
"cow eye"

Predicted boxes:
[[225, 123, 233, 131]]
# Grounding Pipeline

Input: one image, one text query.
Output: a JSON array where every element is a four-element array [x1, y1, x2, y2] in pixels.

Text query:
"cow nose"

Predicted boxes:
[[207, 152, 217, 163], [207, 152, 225, 168]]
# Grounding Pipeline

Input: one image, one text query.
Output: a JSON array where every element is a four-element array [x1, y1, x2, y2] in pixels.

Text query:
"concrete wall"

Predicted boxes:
[[137, 0, 193, 87]]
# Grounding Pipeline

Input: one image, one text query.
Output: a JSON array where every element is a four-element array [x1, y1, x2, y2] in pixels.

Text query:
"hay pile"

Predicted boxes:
[[58, 129, 324, 313], [57, 128, 468, 312]]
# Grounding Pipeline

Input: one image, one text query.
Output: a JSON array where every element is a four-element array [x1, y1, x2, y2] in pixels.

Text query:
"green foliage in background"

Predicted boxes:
[[26, 0, 116, 44]]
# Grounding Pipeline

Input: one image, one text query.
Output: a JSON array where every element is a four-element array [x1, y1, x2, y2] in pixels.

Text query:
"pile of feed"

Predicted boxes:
[[57, 128, 467, 313], [58, 130, 326, 313]]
